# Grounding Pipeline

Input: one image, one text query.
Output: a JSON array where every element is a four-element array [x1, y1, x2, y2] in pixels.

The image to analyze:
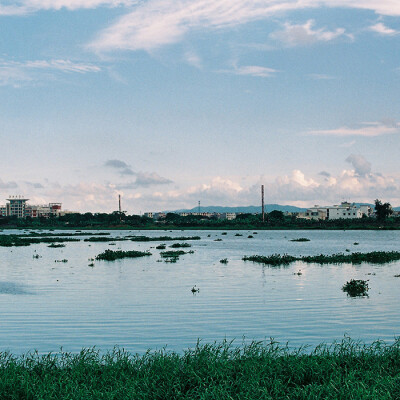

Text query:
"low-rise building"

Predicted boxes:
[[298, 202, 372, 220], [0, 196, 62, 218]]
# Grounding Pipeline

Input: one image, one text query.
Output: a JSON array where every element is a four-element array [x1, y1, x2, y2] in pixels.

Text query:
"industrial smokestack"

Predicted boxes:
[[261, 185, 265, 223]]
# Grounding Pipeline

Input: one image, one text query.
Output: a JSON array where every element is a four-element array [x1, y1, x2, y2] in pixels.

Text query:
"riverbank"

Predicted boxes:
[[0, 338, 399, 399]]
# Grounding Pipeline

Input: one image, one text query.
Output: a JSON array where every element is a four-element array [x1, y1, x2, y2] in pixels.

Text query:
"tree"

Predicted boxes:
[[374, 199, 393, 221]]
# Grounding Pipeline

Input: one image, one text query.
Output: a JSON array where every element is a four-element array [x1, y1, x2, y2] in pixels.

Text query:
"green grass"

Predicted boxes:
[[243, 251, 400, 266], [95, 249, 151, 261], [0, 338, 399, 399]]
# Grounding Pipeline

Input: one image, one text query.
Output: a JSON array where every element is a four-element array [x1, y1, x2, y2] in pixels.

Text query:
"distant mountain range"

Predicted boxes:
[[169, 203, 400, 214], [170, 204, 307, 214]]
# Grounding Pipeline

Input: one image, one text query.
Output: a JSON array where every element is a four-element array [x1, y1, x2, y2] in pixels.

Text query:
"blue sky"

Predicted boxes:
[[1, 0, 400, 213]]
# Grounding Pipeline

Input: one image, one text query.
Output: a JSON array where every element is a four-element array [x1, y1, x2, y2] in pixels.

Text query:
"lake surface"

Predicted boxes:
[[0, 229, 399, 354]]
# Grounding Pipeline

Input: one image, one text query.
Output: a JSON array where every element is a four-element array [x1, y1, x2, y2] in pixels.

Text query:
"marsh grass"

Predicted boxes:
[[243, 251, 400, 266], [95, 249, 151, 261], [0, 338, 399, 399]]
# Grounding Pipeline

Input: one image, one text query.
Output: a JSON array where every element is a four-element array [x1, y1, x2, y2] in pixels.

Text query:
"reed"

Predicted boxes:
[[0, 338, 399, 399]]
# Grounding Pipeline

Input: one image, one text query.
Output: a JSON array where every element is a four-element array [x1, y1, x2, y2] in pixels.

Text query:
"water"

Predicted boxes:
[[0, 229, 399, 354]]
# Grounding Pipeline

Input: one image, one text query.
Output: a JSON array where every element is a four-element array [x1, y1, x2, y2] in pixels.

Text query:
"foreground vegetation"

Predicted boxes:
[[243, 251, 400, 266], [0, 338, 399, 399]]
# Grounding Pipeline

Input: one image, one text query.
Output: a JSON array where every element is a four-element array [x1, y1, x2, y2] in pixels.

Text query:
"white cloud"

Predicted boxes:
[[369, 22, 399, 36], [270, 20, 346, 46], [9, 154, 400, 213], [86, 0, 400, 53], [0, 59, 101, 87], [345, 154, 371, 176], [232, 65, 278, 77], [308, 121, 400, 137], [184, 51, 203, 69], [0, 0, 134, 15]]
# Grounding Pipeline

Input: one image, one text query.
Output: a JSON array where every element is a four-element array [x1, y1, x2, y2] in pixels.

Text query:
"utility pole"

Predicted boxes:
[[261, 185, 265, 223], [198, 200, 201, 215], [118, 194, 122, 222]]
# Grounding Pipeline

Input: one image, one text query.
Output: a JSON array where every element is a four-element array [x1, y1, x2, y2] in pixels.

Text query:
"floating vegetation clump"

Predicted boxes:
[[0, 235, 80, 247], [220, 258, 228, 264], [221, 232, 227, 235], [169, 243, 191, 248], [128, 236, 201, 242], [235, 233, 243, 237], [342, 279, 369, 297], [156, 244, 166, 250], [96, 249, 151, 261], [47, 244, 65, 248], [214, 239, 222, 242], [247, 235, 254, 239], [243, 254, 296, 266], [290, 238, 310, 242], [243, 251, 400, 266], [353, 242, 360, 245], [0, 338, 399, 399], [160, 250, 193, 262], [55, 259, 68, 263], [84, 237, 127, 242]]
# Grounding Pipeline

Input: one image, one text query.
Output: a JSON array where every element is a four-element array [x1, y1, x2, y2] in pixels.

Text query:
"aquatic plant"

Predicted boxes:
[[0, 338, 399, 399], [248, 235, 254, 238], [243, 251, 400, 266], [235, 233, 243, 236], [169, 243, 191, 248], [290, 238, 310, 242], [243, 254, 296, 266], [191, 286, 199, 293], [220, 258, 228, 264], [214, 239, 222, 242], [156, 244, 166, 250], [128, 236, 201, 242], [96, 249, 151, 261], [342, 279, 369, 297], [47, 244, 65, 248]]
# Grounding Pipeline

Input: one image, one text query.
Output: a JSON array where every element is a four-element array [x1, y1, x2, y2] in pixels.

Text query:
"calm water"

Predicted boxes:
[[0, 229, 399, 354]]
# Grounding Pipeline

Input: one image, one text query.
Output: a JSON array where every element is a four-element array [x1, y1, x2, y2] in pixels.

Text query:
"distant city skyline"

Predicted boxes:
[[1, 1, 399, 213]]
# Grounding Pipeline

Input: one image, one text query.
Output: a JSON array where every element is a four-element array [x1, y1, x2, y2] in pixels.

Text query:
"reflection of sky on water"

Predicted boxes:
[[0, 229, 399, 355], [0, 282, 32, 295]]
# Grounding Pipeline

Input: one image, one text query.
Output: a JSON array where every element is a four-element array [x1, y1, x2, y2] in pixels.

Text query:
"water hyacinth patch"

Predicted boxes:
[[243, 251, 400, 266], [96, 249, 151, 261], [342, 279, 369, 297]]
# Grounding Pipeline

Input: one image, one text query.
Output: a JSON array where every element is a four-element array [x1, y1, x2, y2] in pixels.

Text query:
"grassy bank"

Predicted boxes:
[[0, 338, 399, 399]]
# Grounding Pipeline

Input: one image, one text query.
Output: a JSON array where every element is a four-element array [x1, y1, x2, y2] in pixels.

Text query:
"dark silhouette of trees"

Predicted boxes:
[[374, 199, 393, 221]]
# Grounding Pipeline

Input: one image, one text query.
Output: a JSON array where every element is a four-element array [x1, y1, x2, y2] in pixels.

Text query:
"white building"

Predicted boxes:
[[298, 202, 372, 220], [0, 197, 62, 218]]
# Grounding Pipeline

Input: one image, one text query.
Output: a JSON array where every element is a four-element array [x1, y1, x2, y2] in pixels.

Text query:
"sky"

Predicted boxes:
[[1, 0, 400, 213]]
